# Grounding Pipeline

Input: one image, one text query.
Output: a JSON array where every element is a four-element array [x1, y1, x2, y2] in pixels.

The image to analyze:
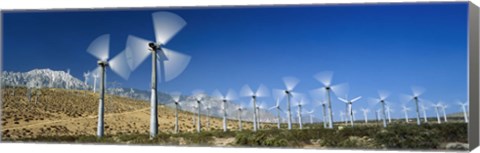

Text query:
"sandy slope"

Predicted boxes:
[[1, 88, 262, 139]]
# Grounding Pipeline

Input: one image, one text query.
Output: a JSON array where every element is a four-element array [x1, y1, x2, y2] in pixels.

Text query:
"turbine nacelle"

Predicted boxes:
[[97, 60, 109, 67], [148, 42, 163, 51]]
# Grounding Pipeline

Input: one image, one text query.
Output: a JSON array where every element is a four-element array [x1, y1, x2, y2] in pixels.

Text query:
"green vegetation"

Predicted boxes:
[[4, 122, 468, 150]]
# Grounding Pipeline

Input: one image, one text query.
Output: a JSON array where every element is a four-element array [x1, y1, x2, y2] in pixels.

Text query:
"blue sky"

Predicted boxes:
[[2, 2, 468, 120]]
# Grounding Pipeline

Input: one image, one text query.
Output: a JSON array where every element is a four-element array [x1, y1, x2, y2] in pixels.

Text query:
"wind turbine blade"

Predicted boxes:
[[240, 85, 254, 97], [309, 88, 327, 101], [226, 89, 237, 101], [192, 89, 205, 101], [125, 35, 151, 71], [268, 106, 276, 110], [160, 47, 191, 82], [282, 76, 299, 91], [87, 34, 110, 61], [351, 96, 362, 103], [314, 71, 333, 87], [378, 90, 390, 100], [256, 84, 269, 97], [337, 97, 349, 103], [330, 83, 349, 97], [152, 11, 187, 45], [272, 89, 286, 101], [170, 91, 182, 102], [290, 92, 304, 102], [411, 86, 425, 97], [108, 51, 132, 80], [212, 89, 224, 100], [91, 66, 101, 78], [275, 97, 281, 107]]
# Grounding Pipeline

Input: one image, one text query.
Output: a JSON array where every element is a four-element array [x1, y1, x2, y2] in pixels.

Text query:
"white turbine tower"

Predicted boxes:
[[386, 105, 393, 123], [204, 100, 212, 130], [212, 89, 236, 132], [338, 95, 362, 127], [340, 111, 346, 124], [192, 90, 206, 133], [126, 12, 191, 138], [272, 76, 300, 130], [83, 71, 90, 89], [268, 97, 283, 129], [458, 101, 469, 123], [256, 102, 267, 130], [236, 103, 246, 131], [376, 109, 381, 122], [420, 103, 428, 123], [86, 34, 132, 138], [307, 110, 315, 124], [432, 103, 442, 124], [360, 108, 369, 123], [317, 101, 329, 128], [169, 92, 182, 134], [92, 73, 98, 93], [370, 90, 390, 128], [293, 96, 308, 129], [440, 104, 448, 122], [401, 105, 411, 123], [312, 71, 348, 129], [240, 84, 269, 132], [352, 110, 357, 122], [401, 86, 425, 126]]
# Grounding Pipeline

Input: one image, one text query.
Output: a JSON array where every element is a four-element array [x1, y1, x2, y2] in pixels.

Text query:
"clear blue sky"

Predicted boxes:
[[2, 2, 468, 120]]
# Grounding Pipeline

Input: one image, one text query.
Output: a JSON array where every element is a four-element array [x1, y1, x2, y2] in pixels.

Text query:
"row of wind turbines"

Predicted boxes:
[[82, 11, 469, 139]]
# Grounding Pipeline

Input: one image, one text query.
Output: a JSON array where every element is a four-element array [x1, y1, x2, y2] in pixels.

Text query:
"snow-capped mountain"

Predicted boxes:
[[2, 68, 87, 89], [1, 69, 278, 122]]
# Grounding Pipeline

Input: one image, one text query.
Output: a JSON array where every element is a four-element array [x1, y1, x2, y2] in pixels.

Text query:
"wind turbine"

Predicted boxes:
[[360, 108, 369, 123], [293, 96, 308, 129], [272, 76, 300, 130], [316, 100, 328, 128], [256, 102, 267, 130], [401, 86, 425, 125], [440, 104, 448, 122], [312, 71, 348, 129], [401, 105, 411, 123], [386, 105, 393, 123], [204, 100, 212, 130], [86, 34, 132, 138], [307, 110, 315, 124], [420, 103, 428, 123], [192, 90, 206, 133], [352, 110, 357, 122], [170, 92, 182, 134], [92, 73, 98, 93], [370, 90, 390, 128], [236, 103, 246, 131], [340, 111, 346, 124], [458, 101, 469, 123], [212, 89, 236, 132], [338, 95, 362, 127], [432, 103, 442, 124], [125, 11, 190, 138], [241, 84, 269, 132], [268, 97, 283, 129], [83, 71, 90, 89], [376, 109, 381, 122]]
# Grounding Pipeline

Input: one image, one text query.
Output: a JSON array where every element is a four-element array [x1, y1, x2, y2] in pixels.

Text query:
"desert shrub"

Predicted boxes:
[[234, 130, 299, 147], [425, 123, 467, 143], [374, 124, 440, 149], [337, 136, 380, 149]]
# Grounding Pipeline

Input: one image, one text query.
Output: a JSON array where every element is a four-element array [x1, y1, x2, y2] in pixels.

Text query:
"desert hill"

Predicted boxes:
[[1, 87, 273, 140]]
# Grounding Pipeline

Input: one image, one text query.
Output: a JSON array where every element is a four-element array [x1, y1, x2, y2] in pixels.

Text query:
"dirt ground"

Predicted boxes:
[[1, 88, 266, 139]]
